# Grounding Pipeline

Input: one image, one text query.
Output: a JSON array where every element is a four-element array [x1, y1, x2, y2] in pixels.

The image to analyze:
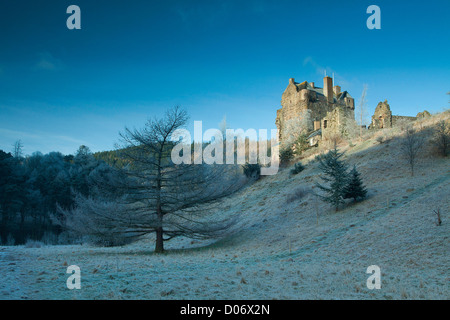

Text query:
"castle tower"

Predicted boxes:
[[323, 76, 333, 104]]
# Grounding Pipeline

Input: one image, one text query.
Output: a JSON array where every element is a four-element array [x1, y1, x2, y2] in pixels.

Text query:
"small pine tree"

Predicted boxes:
[[343, 165, 367, 202], [316, 147, 348, 211]]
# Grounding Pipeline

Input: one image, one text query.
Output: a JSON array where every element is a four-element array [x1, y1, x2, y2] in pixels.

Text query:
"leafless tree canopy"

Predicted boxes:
[[433, 120, 449, 157], [13, 140, 23, 158], [400, 128, 425, 176], [356, 84, 368, 140], [59, 107, 243, 252]]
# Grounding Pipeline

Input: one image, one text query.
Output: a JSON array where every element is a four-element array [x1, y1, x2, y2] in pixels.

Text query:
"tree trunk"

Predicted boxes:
[[155, 227, 164, 253], [154, 144, 164, 253]]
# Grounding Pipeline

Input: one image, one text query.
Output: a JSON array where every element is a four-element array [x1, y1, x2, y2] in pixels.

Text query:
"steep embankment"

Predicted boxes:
[[1, 114, 448, 299]]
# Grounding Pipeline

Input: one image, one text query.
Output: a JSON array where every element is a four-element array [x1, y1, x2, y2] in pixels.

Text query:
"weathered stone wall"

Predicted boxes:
[[321, 106, 355, 140], [392, 115, 416, 127], [308, 98, 334, 123], [369, 100, 420, 130], [416, 110, 431, 119], [344, 97, 355, 109], [371, 100, 392, 129]]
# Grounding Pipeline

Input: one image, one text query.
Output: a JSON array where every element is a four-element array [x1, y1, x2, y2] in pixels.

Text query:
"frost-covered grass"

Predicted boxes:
[[0, 113, 449, 300]]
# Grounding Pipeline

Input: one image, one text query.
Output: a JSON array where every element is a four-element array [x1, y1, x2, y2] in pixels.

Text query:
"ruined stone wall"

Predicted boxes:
[[370, 100, 420, 130], [416, 110, 431, 119], [392, 115, 416, 127], [371, 100, 393, 129]]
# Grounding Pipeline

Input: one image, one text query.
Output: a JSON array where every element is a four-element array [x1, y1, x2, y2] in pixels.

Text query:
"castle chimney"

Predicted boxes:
[[310, 82, 315, 88], [333, 85, 341, 96], [289, 78, 295, 85], [323, 76, 333, 103]]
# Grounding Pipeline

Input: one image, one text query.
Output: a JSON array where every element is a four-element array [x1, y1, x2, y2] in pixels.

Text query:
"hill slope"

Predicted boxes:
[[1, 113, 449, 300]]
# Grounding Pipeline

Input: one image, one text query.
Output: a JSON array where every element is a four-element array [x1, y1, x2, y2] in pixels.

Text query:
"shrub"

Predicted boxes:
[[324, 134, 344, 149], [290, 162, 305, 175], [293, 134, 309, 156], [433, 120, 449, 157], [242, 162, 261, 180], [393, 118, 414, 132], [279, 146, 294, 163], [286, 187, 309, 203], [24, 239, 44, 248]]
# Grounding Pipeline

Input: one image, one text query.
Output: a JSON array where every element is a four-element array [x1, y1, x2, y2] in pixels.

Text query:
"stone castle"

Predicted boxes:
[[275, 76, 355, 144], [275, 77, 430, 146]]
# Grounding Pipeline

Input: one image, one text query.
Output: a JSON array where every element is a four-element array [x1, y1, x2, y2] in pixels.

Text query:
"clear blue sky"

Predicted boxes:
[[0, 0, 449, 155]]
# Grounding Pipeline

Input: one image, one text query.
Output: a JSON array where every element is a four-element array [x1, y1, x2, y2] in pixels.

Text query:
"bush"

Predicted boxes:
[[293, 134, 309, 156], [286, 187, 309, 203], [393, 118, 414, 131], [279, 146, 294, 163], [290, 162, 305, 175], [24, 239, 44, 248], [376, 136, 384, 144], [242, 162, 261, 180], [433, 120, 449, 157]]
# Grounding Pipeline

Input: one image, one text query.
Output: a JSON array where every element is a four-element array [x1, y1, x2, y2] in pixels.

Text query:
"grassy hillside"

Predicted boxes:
[[1, 111, 448, 300]]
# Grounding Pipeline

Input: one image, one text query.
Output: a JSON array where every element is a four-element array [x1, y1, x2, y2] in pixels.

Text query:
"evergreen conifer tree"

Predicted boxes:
[[343, 165, 367, 202], [316, 147, 348, 211]]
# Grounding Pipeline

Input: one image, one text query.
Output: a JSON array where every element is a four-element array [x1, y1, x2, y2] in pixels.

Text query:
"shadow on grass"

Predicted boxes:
[[79, 234, 241, 257]]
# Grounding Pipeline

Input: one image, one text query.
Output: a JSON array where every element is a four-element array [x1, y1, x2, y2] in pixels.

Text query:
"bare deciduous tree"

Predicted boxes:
[[12, 140, 23, 158], [400, 128, 425, 176], [356, 84, 368, 141]]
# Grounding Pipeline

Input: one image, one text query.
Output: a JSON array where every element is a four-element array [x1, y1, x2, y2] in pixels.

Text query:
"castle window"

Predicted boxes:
[[323, 120, 328, 128]]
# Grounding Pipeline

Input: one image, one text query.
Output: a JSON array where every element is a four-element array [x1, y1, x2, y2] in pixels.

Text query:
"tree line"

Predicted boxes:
[[0, 145, 115, 245]]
